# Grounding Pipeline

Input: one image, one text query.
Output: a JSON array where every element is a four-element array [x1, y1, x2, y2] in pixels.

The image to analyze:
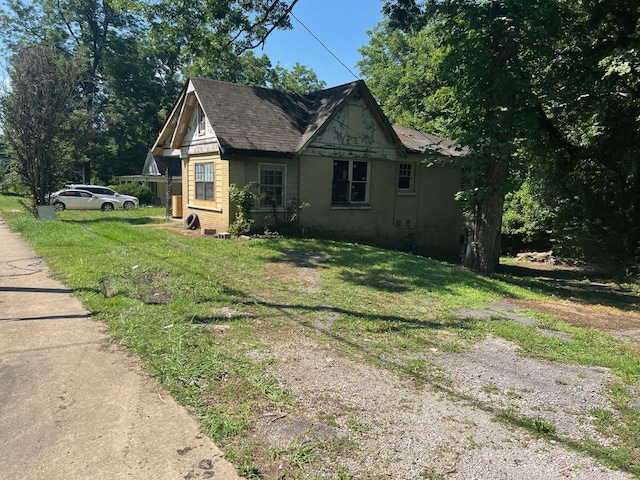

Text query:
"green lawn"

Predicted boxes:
[[2, 195, 639, 478]]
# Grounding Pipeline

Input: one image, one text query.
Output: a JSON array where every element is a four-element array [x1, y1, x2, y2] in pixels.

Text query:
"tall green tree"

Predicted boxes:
[[379, 0, 639, 274], [0, 0, 151, 182], [534, 1, 640, 272], [268, 62, 326, 93], [0, 0, 311, 185], [145, 0, 299, 80], [384, 0, 565, 274], [358, 21, 455, 137], [0, 44, 83, 208]]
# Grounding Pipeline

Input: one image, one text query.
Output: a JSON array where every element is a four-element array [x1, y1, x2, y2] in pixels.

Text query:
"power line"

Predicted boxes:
[[289, 11, 360, 81]]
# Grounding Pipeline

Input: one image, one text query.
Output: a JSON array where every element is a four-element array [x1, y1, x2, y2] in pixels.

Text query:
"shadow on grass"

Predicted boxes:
[[6, 209, 637, 475], [271, 241, 525, 299], [58, 215, 164, 226], [235, 296, 639, 477], [272, 240, 640, 312], [496, 264, 640, 312]]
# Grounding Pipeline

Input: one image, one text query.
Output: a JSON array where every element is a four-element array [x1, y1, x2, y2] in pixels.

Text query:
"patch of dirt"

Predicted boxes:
[[508, 298, 640, 330], [500, 260, 640, 351], [248, 259, 639, 479]]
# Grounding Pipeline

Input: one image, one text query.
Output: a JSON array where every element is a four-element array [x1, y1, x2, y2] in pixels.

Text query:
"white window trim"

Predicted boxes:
[[194, 161, 214, 202], [258, 163, 287, 210], [196, 106, 206, 136], [398, 162, 414, 193], [332, 159, 371, 205]]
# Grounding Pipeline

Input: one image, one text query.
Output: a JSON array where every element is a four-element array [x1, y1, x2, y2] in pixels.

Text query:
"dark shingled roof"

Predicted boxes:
[[191, 78, 361, 155], [167, 78, 464, 158], [393, 125, 467, 157]]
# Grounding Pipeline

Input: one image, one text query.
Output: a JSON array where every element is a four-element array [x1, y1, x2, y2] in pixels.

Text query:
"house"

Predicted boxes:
[[118, 152, 182, 206], [150, 78, 464, 260]]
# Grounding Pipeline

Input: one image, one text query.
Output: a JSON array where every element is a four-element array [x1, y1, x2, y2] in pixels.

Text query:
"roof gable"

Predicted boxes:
[[142, 151, 182, 176], [193, 78, 310, 154], [152, 78, 461, 159]]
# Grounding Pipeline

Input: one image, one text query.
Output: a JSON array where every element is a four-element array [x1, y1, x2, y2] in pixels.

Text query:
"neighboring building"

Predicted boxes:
[[151, 78, 465, 260], [119, 153, 182, 206]]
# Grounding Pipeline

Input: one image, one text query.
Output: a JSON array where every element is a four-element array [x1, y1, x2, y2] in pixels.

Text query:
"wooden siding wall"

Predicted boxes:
[[304, 97, 397, 161], [181, 154, 231, 233], [299, 155, 462, 260], [241, 157, 301, 229]]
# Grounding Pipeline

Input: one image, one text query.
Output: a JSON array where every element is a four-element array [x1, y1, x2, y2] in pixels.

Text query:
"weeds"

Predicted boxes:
[[2, 195, 639, 478]]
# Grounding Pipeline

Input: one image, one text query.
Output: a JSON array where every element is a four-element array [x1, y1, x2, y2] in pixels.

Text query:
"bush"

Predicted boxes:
[[111, 183, 153, 206], [229, 183, 257, 236]]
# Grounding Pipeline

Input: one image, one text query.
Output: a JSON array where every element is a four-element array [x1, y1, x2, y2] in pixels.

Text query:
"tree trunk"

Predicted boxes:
[[464, 161, 509, 275], [165, 164, 172, 219]]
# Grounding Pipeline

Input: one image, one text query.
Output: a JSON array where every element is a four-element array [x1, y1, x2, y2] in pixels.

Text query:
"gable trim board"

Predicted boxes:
[[152, 78, 464, 260]]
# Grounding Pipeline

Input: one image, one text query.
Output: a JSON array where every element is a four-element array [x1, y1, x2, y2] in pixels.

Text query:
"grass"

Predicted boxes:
[[2, 194, 639, 478]]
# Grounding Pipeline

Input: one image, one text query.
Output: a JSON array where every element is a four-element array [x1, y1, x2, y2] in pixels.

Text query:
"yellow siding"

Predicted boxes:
[[179, 151, 461, 260], [240, 157, 300, 229], [300, 156, 401, 246], [298, 155, 462, 260], [181, 153, 231, 233]]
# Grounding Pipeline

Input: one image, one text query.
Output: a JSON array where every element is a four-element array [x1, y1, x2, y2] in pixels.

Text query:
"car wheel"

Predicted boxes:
[[101, 202, 114, 211], [123, 201, 134, 210], [53, 202, 65, 211]]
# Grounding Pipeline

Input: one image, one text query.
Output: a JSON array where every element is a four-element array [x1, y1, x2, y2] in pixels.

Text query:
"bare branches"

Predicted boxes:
[[228, 0, 300, 55]]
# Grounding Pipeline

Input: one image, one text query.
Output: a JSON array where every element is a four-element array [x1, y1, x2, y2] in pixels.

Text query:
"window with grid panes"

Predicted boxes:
[[332, 160, 369, 204], [259, 164, 286, 208], [398, 163, 413, 191], [194, 162, 213, 201]]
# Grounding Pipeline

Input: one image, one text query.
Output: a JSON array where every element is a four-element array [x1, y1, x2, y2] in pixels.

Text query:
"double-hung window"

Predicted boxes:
[[398, 163, 414, 192], [259, 164, 286, 208], [194, 162, 214, 201], [332, 160, 369, 205]]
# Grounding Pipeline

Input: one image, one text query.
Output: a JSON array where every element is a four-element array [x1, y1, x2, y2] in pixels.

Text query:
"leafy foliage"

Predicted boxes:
[[229, 183, 257, 236], [358, 20, 455, 137], [268, 62, 326, 93], [0, 0, 321, 194], [501, 180, 554, 255], [377, 0, 639, 275], [0, 44, 84, 208], [111, 183, 153, 205]]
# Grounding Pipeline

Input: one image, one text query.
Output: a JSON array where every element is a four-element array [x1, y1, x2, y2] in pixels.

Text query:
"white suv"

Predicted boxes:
[[67, 184, 139, 210]]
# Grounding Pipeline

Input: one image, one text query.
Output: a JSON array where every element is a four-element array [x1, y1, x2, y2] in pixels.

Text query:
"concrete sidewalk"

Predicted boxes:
[[0, 220, 241, 480]]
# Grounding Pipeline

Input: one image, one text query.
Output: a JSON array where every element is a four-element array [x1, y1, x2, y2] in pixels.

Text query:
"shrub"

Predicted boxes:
[[229, 183, 257, 236], [111, 183, 153, 205]]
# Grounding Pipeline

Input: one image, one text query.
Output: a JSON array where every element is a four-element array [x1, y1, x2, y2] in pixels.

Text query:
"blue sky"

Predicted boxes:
[[255, 0, 385, 87], [0, 0, 385, 87]]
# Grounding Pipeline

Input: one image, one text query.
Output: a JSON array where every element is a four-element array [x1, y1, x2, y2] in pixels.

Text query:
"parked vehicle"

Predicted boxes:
[[50, 189, 120, 211], [66, 184, 139, 210]]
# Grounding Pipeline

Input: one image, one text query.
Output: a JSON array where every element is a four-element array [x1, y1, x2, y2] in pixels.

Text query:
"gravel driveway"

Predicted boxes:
[[246, 259, 639, 479]]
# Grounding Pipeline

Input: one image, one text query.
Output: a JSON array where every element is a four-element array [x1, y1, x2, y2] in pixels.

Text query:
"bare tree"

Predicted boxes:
[[0, 44, 83, 211]]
